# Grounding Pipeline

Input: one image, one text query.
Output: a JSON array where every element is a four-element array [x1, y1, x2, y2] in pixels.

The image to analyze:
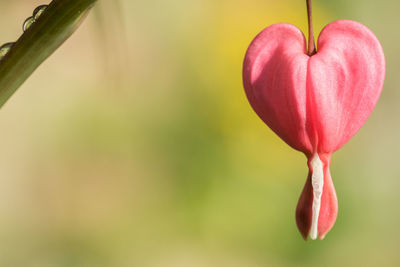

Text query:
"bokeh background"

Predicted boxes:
[[0, 0, 398, 266]]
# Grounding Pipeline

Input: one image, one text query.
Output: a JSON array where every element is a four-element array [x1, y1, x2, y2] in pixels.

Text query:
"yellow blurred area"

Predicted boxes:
[[0, 0, 398, 266]]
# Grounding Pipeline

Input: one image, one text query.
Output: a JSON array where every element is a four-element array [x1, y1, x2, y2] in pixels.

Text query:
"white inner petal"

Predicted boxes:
[[309, 153, 324, 240]]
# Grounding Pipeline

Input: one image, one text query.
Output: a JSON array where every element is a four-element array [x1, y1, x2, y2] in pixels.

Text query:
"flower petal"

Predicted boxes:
[[308, 20, 385, 153], [243, 23, 313, 154]]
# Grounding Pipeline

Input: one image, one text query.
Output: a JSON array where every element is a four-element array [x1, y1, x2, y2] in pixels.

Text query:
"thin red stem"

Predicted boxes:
[[306, 0, 316, 56]]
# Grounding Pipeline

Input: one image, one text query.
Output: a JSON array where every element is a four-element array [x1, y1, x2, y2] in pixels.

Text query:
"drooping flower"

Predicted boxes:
[[242, 19, 385, 239]]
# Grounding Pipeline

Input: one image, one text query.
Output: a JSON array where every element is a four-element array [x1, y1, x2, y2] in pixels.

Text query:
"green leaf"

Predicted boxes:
[[0, 0, 97, 108]]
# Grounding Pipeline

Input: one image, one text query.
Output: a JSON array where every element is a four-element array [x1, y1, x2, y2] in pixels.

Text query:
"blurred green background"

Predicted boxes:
[[0, 0, 398, 266]]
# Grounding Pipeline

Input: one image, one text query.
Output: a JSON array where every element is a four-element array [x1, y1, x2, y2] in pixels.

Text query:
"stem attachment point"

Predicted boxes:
[[306, 0, 316, 56]]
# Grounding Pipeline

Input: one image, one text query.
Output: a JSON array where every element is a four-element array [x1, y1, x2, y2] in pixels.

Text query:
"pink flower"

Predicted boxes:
[[243, 20, 385, 240]]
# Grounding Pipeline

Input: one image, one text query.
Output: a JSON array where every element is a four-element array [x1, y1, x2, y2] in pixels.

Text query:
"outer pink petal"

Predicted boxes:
[[308, 20, 385, 153], [243, 23, 313, 154]]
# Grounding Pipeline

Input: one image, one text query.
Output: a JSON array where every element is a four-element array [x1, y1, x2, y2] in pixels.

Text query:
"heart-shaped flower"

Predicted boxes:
[[243, 19, 385, 239]]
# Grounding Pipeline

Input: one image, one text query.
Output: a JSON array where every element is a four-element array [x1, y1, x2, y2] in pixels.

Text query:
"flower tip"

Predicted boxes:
[[296, 154, 338, 241], [319, 233, 327, 240], [309, 232, 318, 240]]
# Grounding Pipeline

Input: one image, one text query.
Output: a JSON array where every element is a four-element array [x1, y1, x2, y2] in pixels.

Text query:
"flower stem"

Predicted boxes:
[[306, 0, 316, 56], [0, 0, 97, 108]]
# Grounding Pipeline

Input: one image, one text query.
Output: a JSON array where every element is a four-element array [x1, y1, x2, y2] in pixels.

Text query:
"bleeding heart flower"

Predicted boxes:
[[242, 1, 385, 240]]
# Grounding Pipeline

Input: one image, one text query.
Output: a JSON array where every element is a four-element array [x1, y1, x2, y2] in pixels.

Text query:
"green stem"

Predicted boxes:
[[0, 0, 97, 108]]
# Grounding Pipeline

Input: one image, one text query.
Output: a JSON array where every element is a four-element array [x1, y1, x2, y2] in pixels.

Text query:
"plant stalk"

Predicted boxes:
[[306, 0, 316, 56]]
